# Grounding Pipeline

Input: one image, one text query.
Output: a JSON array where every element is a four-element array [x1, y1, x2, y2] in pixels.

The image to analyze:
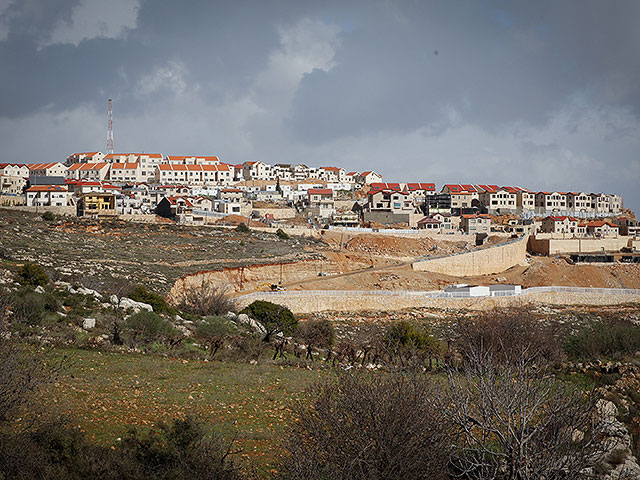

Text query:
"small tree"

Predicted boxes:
[[295, 319, 334, 361], [41, 211, 55, 221], [240, 300, 297, 342], [174, 280, 236, 317], [11, 291, 45, 326], [384, 321, 444, 369], [16, 262, 49, 287], [196, 316, 237, 359]]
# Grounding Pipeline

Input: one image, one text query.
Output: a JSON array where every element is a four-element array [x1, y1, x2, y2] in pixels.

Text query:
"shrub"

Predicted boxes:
[[275, 228, 289, 240], [17, 262, 49, 287], [0, 418, 244, 480], [128, 285, 172, 314], [240, 300, 297, 342], [565, 318, 640, 360], [236, 223, 250, 233], [173, 280, 236, 317], [43, 293, 61, 313], [11, 291, 45, 326], [280, 372, 451, 479], [41, 211, 55, 221], [195, 316, 237, 359], [125, 311, 180, 346]]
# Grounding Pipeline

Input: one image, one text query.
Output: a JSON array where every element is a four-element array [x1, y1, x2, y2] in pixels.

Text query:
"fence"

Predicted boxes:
[[238, 285, 640, 302]]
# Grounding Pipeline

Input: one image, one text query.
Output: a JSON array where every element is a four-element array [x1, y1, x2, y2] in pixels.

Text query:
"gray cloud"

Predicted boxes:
[[0, 0, 638, 213]]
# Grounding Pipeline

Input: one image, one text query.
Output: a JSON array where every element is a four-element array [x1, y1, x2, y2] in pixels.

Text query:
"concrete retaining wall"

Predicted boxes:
[[252, 207, 296, 219], [236, 290, 640, 314], [412, 235, 528, 276], [528, 236, 639, 255]]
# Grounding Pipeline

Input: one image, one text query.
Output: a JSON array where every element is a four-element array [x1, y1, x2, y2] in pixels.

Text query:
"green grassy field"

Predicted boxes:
[[43, 348, 324, 471]]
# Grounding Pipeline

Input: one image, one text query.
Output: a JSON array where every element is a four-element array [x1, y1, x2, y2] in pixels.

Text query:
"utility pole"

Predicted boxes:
[[106, 98, 114, 154]]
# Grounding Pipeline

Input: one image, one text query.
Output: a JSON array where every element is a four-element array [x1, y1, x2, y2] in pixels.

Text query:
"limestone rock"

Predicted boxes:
[[82, 318, 96, 330], [236, 313, 266, 335], [34, 285, 45, 294]]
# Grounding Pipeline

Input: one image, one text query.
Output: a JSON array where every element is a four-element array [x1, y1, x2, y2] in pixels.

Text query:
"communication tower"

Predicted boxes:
[[106, 98, 114, 154]]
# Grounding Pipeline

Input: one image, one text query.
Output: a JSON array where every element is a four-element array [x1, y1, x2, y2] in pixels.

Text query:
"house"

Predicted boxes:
[[540, 216, 579, 235], [363, 189, 422, 227], [155, 164, 232, 185], [332, 212, 359, 227], [166, 155, 220, 165], [77, 193, 117, 217], [612, 217, 640, 237], [417, 216, 444, 230], [109, 163, 141, 183], [72, 181, 120, 195], [66, 152, 104, 164], [67, 162, 110, 181], [307, 188, 335, 221], [441, 185, 479, 209], [28, 162, 68, 177], [319, 166, 347, 183], [591, 193, 623, 215], [25, 185, 69, 207], [586, 220, 619, 237], [356, 171, 383, 185], [0, 174, 27, 195], [566, 192, 593, 214], [460, 214, 491, 234], [535, 192, 567, 213], [0, 163, 30, 177], [156, 196, 195, 218], [507, 187, 535, 213], [475, 185, 517, 214], [242, 161, 272, 180]]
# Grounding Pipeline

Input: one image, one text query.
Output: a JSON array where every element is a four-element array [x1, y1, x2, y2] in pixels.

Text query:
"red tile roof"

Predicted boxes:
[[308, 188, 333, 195]]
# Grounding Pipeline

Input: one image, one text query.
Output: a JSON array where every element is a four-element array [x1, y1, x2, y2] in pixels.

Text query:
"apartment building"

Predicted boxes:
[[242, 161, 272, 180], [0, 174, 26, 194], [355, 171, 383, 185], [566, 192, 593, 214], [155, 164, 232, 185], [66, 152, 105, 164], [307, 188, 335, 221]]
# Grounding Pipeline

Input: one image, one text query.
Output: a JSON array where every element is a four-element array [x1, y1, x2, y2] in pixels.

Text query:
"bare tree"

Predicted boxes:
[[444, 347, 599, 480], [173, 279, 236, 316], [281, 372, 451, 480]]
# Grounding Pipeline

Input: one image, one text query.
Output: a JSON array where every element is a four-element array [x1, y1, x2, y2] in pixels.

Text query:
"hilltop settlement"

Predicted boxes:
[[0, 152, 636, 240]]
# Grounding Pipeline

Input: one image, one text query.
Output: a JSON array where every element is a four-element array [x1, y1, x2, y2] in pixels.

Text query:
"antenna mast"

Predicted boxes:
[[106, 98, 114, 154]]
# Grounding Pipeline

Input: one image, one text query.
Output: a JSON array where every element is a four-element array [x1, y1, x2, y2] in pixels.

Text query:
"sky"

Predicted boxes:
[[1, 0, 639, 213]]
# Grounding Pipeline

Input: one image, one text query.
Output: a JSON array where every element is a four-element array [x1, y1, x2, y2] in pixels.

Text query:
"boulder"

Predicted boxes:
[[236, 313, 266, 335], [82, 318, 96, 330], [109, 295, 153, 313], [76, 287, 103, 299], [34, 285, 45, 294]]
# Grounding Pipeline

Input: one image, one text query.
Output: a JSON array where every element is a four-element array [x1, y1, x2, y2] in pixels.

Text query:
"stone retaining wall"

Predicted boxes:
[[236, 290, 640, 314], [528, 236, 639, 255], [412, 235, 528, 276]]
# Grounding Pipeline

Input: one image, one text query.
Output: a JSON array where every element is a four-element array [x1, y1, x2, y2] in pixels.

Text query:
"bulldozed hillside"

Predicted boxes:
[[2, 208, 640, 298]]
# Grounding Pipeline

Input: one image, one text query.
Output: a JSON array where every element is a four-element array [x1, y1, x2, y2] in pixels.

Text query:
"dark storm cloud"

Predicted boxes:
[[0, 0, 638, 212], [289, 0, 640, 143]]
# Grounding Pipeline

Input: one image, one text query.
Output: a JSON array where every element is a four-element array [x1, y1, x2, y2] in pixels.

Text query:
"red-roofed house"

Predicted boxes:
[[109, 163, 141, 183], [586, 220, 619, 237], [476, 185, 516, 214], [535, 192, 567, 213], [155, 164, 232, 185], [566, 192, 594, 214], [0, 163, 30, 178], [319, 166, 346, 183], [26, 185, 69, 207], [540, 216, 579, 235], [28, 162, 68, 177], [67, 162, 110, 181], [66, 152, 104, 164], [242, 161, 272, 181], [441, 184, 479, 209], [355, 171, 383, 185]]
